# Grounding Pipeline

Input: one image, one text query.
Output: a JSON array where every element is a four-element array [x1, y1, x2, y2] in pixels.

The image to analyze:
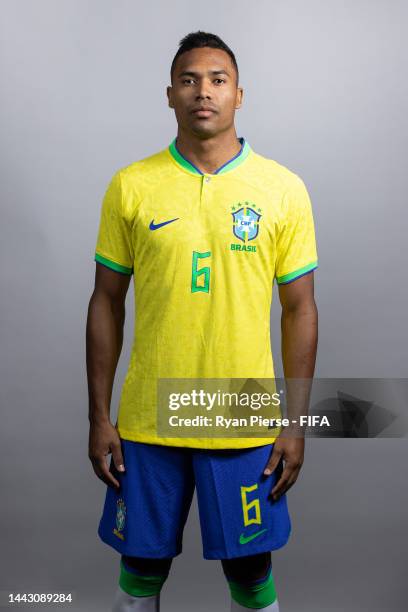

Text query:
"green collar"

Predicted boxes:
[[168, 137, 251, 175]]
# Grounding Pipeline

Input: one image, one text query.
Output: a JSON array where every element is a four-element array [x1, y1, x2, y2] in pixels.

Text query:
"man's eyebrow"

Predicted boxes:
[[177, 69, 231, 78]]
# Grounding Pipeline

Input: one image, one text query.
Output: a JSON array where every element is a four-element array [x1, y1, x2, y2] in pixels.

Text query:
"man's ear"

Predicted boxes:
[[235, 87, 244, 110], [167, 85, 174, 108]]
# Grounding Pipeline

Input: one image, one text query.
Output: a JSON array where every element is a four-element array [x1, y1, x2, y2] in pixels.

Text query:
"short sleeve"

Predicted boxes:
[[94, 171, 134, 275], [275, 177, 318, 284]]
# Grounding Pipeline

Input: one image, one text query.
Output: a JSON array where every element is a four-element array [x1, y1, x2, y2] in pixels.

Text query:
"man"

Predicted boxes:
[[87, 31, 318, 612]]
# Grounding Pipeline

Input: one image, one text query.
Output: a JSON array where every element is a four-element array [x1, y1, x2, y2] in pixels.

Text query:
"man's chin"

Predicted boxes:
[[189, 122, 219, 139]]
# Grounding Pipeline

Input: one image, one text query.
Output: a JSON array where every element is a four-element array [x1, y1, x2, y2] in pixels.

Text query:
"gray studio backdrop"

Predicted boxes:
[[1, 1, 407, 611]]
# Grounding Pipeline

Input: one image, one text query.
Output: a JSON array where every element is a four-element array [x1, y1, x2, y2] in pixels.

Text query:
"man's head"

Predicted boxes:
[[167, 31, 243, 139]]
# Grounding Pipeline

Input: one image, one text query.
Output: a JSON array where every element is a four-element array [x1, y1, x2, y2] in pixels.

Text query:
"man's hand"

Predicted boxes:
[[88, 420, 125, 490], [263, 432, 305, 501]]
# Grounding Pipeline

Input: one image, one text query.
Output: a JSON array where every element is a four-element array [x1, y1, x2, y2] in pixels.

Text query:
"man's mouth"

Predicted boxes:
[[191, 107, 217, 118]]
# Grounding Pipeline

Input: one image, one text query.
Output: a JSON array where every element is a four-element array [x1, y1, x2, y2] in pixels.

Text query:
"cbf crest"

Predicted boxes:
[[115, 497, 126, 536], [231, 202, 262, 243]]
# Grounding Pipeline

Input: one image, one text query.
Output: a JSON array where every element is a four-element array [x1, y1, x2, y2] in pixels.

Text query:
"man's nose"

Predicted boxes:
[[196, 79, 212, 99]]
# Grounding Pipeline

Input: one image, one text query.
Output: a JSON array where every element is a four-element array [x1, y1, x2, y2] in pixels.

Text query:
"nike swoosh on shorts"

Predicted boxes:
[[239, 528, 268, 545]]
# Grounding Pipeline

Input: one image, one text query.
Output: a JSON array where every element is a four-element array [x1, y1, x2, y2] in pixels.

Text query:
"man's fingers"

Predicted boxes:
[[111, 441, 125, 473], [270, 466, 291, 498], [270, 466, 301, 500], [263, 447, 283, 476], [91, 456, 120, 489]]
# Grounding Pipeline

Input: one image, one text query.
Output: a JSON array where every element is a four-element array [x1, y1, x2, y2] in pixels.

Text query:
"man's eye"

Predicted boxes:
[[182, 79, 195, 85], [214, 79, 225, 84]]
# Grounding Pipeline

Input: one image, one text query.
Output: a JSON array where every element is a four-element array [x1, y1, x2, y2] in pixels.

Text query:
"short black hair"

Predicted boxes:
[[170, 31, 239, 84]]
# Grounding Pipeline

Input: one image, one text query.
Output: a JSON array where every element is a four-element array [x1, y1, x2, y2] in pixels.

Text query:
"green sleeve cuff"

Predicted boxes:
[[276, 260, 318, 285], [94, 252, 133, 275]]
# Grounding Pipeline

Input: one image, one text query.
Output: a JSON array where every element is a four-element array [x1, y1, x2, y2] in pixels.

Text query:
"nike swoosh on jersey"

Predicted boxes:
[[239, 528, 268, 545], [149, 217, 179, 230]]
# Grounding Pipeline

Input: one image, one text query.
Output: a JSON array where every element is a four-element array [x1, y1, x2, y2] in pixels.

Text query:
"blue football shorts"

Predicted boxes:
[[98, 439, 291, 560]]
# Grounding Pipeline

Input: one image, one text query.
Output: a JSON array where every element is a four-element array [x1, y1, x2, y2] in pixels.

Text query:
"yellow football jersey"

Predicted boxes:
[[94, 137, 318, 449]]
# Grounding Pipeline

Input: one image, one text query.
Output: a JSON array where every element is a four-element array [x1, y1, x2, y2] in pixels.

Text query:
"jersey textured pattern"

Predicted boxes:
[[94, 138, 318, 449]]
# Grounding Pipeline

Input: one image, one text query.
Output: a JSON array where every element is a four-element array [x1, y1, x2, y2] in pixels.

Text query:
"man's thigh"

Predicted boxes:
[[98, 439, 195, 558], [193, 443, 291, 559]]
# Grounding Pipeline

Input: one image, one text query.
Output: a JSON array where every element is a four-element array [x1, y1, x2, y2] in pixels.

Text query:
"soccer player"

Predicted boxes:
[[87, 31, 318, 612]]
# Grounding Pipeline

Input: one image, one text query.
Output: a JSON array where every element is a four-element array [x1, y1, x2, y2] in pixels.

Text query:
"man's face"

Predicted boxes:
[[167, 47, 243, 138]]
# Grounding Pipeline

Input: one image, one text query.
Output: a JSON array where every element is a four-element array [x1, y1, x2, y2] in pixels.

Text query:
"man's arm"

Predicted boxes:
[[279, 271, 318, 379], [263, 272, 318, 499], [86, 262, 132, 489]]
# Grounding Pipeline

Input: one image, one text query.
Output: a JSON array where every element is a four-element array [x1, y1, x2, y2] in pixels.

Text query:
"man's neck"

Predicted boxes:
[[175, 129, 242, 175]]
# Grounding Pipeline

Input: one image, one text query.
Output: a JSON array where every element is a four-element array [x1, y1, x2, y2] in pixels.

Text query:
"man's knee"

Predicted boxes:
[[119, 555, 172, 597], [122, 555, 173, 576], [222, 552, 271, 583]]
